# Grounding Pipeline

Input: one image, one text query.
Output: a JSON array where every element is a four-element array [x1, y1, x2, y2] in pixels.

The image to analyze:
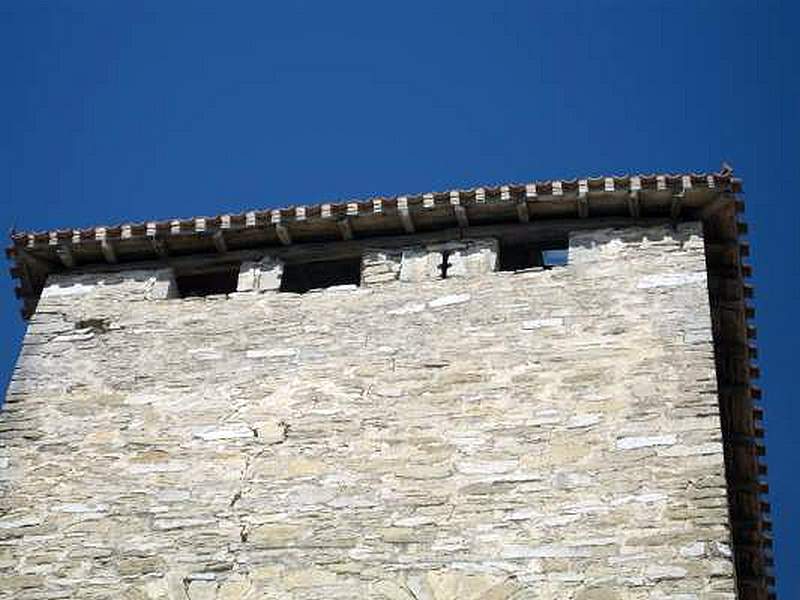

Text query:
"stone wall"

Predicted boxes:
[[0, 223, 737, 599]]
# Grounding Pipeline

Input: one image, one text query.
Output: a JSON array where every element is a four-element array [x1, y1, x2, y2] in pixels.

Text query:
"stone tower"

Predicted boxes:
[[2, 171, 773, 599]]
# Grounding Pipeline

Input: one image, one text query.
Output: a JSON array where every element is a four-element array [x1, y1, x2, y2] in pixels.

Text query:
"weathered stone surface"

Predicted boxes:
[[0, 223, 736, 598], [446, 239, 498, 278], [237, 257, 283, 292], [399, 246, 442, 282]]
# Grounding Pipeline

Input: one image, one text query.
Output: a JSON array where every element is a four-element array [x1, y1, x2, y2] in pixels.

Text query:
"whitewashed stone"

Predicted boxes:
[[610, 492, 667, 506], [616, 434, 678, 450], [645, 565, 689, 580], [428, 293, 471, 308], [637, 271, 706, 289], [501, 544, 594, 559], [455, 459, 517, 475], [387, 302, 426, 316], [399, 248, 441, 282], [715, 542, 733, 558], [246, 347, 296, 359], [522, 317, 564, 330], [447, 239, 498, 278], [0, 514, 41, 529], [679, 542, 706, 557], [53, 503, 108, 513], [237, 257, 283, 292], [661, 442, 724, 457], [192, 425, 255, 441], [40, 281, 97, 297], [566, 413, 602, 428]]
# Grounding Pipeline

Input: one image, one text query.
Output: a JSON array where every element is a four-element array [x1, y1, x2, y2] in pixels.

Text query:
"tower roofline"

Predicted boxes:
[[7, 170, 741, 319]]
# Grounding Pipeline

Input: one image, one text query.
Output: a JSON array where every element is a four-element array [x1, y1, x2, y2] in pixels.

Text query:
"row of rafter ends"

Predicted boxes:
[[731, 218, 774, 599], [714, 249, 762, 485], [740, 575, 777, 593], [7, 173, 742, 249], [738, 223, 768, 498]]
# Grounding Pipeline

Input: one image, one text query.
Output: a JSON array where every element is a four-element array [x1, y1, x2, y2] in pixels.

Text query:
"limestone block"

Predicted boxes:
[[192, 424, 255, 441], [424, 570, 521, 600], [616, 434, 678, 450], [217, 576, 250, 600], [645, 564, 689, 580], [147, 269, 179, 299], [637, 271, 706, 289], [41, 268, 177, 301], [446, 239, 498, 278], [284, 567, 339, 589], [399, 247, 442, 282], [186, 581, 216, 600], [576, 588, 622, 600], [362, 250, 402, 286], [371, 580, 417, 600], [428, 293, 471, 309], [522, 317, 564, 330], [248, 524, 307, 547]]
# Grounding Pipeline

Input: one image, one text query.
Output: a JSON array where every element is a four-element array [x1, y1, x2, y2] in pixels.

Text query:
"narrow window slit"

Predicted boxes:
[[439, 250, 452, 279]]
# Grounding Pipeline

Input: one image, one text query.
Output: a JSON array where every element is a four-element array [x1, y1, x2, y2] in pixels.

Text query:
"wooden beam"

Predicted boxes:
[[576, 180, 589, 218], [577, 195, 589, 218], [627, 191, 641, 217], [56, 244, 75, 268], [101, 239, 118, 264], [516, 200, 529, 223], [45, 217, 677, 280], [451, 192, 468, 228], [337, 218, 354, 241], [149, 238, 168, 258], [212, 231, 227, 253], [698, 194, 734, 220], [15, 247, 55, 271], [271, 209, 292, 245], [670, 193, 684, 220], [14, 260, 36, 297], [275, 224, 292, 245], [397, 196, 415, 233], [454, 205, 468, 228]]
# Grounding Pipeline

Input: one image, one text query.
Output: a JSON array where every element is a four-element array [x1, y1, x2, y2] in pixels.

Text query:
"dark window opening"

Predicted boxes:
[[499, 243, 542, 271], [499, 239, 569, 271], [280, 257, 362, 293], [175, 265, 240, 298]]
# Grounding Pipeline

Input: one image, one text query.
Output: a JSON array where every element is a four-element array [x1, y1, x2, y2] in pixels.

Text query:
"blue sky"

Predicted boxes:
[[1, 0, 797, 594]]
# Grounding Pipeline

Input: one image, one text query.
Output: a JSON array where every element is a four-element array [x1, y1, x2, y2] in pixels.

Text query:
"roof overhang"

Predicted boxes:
[[7, 172, 740, 319]]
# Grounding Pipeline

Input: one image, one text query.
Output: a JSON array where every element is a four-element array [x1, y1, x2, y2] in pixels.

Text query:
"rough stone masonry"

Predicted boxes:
[[0, 222, 743, 599]]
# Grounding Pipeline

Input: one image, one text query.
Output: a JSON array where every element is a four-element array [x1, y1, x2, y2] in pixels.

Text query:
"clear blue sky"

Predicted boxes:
[[1, 1, 797, 595]]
